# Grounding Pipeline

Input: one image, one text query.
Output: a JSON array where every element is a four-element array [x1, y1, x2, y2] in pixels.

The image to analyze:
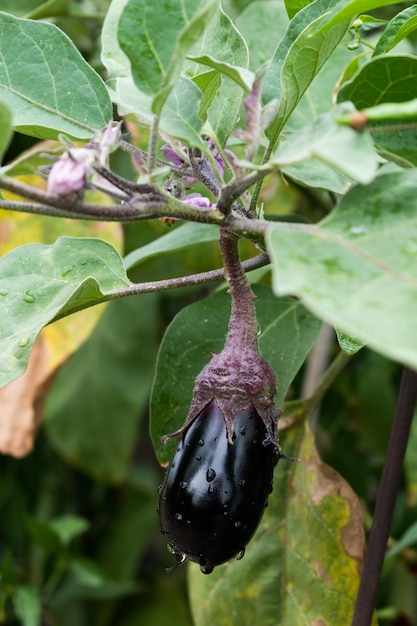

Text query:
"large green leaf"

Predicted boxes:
[[0, 12, 112, 139], [337, 55, 417, 166], [124, 222, 219, 271], [0, 237, 130, 388], [117, 0, 217, 116], [151, 284, 321, 464], [273, 104, 378, 186], [316, 0, 409, 31], [266, 168, 417, 370], [235, 1, 289, 73], [262, 0, 349, 146], [189, 421, 371, 626], [0, 100, 12, 163], [187, 5, 250, 146], [44, 294, 158, 483]]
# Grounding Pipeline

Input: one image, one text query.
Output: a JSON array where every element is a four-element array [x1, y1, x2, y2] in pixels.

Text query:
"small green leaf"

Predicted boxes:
[[336, 330, 364, 354], [284, 0, 314, 19], [337, 55, 417, 166], [188, 54, 254, 92], [117, 0, 217, 116], [151, 284, 321, 464], [262, 0, 349, 146], [266, 169, 417, 370], [315, 0, 400, 32], [49, 515, 89, 546], [272, 104, 378, 185], [14, 586, 41, 626], [44, 294, 158, 483], [0, 12, 112, 139], [0, 237, 130, 388], [25, 515, 61, 554], [124, 222, 219, 271], [385, 520, 417, 561], [373, 6, 417, 56], [0, 100, 12, 163], [405, 414, 417, 508]]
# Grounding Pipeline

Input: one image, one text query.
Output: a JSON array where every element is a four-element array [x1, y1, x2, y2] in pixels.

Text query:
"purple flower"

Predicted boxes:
[[47, 152, 88, 197], [183, 193, 213, 208], [161, 144, 186, 168]]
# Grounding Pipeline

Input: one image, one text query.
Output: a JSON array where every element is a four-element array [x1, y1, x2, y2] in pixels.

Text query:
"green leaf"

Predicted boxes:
[[385, 519, 417, 561], [188, 54, 254, 92], [266, 169, 417, 370], [337, 55, 417, 166], [25, 515, 61, 553], [124, 222, 219, 271], [262, 0, 350, 146], [189, 421, 368, 626], [316, 0, 400, 31], [405, 413, 417, 508], [0, 12, 112, 139], [187, 6, 249, 146], [287, 44, 358, 131], [0, 100, 12, 163], [336, 330, 364, 354], [157, 76, 206, 146], [0, 237, 130, 388], [235, 1, 289, 72], [49, 515, 89, 546], [14, 586, 41, 626], [272, 104, 378, 185], [281, 159, 353, 194], [117, 0, 217, 116], [284, 0, 315, 19], [151, 284, 321, 464], [374, 6, 417, 56], [44, 294, 158, 483]]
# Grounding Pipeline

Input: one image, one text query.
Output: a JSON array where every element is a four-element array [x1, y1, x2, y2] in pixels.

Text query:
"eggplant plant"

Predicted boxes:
[[1, 1, 417, 625]]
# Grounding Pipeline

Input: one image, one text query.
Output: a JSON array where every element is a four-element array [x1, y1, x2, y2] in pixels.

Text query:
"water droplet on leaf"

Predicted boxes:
[[23, 290, 35, 304]]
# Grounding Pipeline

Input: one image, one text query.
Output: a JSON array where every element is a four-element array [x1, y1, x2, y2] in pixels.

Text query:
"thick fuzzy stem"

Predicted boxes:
[[219, 229, 259, 358]]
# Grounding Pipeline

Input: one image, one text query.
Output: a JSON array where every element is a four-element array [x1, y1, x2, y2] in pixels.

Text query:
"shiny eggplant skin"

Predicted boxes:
[[159, 401, 278, 574]]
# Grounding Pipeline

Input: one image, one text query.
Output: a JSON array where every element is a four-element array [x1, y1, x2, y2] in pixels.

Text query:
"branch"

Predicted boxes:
[[56, 252, 270, 320], [352, 367, 417, 626]]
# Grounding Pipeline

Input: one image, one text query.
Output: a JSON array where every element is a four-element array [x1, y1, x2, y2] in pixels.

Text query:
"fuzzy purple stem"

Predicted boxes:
[[219, 229, 259, 358]]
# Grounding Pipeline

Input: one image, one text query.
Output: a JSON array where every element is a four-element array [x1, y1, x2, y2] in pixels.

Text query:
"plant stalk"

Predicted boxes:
[[352, 366, 417, 626], [219, 229, 259, 358]]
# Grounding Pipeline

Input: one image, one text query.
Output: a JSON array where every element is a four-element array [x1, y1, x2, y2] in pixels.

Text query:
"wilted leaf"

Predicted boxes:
[[0, 337, 47, 457], [0, 12, 112, 139], [189, 421, 369, 626]]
